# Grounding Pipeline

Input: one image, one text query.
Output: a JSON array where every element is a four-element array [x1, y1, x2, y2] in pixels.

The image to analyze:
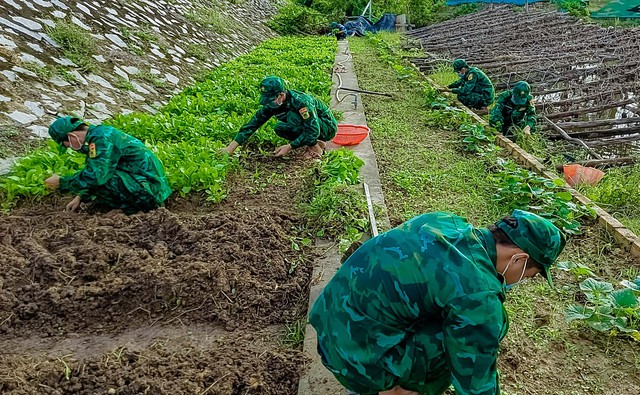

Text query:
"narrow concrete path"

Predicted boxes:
[[297, 39, 391, 395]]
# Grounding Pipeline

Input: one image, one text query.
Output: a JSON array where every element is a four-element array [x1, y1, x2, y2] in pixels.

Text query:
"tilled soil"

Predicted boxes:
[[0, 327, 305, 395], [0, 158, 314, 394], [0, 207, 307, 336]]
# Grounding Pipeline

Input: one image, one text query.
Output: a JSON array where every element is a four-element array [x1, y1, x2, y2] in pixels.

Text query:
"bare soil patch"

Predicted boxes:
[[0, 157, 314, 394]]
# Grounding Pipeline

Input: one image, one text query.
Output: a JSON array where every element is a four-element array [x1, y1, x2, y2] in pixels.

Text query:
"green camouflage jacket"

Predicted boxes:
[[233, 89, 335, 148], [448, 66, 495, 102], [489, 90, 537, 130], [60, 125, 171, 205], [310, 212, 508, 395]]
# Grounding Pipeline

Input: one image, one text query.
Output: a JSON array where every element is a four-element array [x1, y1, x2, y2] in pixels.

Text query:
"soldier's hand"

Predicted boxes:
[[523, 125, 531, 135], [65, 196, 82, 212], [221, 141, 239, 155], [274, 144, 292, 157], [303, 144, 323, 159], [440, 87, 451, 93], [44, 174, 61, 190]]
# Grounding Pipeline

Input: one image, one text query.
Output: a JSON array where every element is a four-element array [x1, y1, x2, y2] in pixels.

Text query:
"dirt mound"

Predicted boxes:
[[0, 329, 305, 395], [0, 157, 315, 393], [0, 204, 310, 337]]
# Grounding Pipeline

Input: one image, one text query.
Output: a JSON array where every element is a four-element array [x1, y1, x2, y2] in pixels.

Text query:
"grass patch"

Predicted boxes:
[[20, 62, 79, 85], [133, 25, 159, 44], [185, 6, 229, 33], [115, 77, 135, 91], [0, 123, 44, 159], [45, 21, 96, 72], [428, 62, 457, 87], [138, 70, 166, 88], [185, 43, 209, 61], [303, 149, 369, 252], [283, 318, 306, 349], [20, 62, 53, 80], [577, 164, 640, 235], [350, 35, 504, 226], [55, 66, 77, 83], [120, 25, 161, 56]]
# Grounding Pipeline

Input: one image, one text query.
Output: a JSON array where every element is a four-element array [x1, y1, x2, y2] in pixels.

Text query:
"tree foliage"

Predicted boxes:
[[303, 0, 478, 27]]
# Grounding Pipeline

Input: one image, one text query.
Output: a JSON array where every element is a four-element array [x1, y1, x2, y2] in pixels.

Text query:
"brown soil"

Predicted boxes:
[[0, 157, 315, 394], [0, 327, 305, 395]]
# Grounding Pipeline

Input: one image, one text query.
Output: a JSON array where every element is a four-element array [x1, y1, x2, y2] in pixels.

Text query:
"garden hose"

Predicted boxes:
[[334, 54, 392, 108]]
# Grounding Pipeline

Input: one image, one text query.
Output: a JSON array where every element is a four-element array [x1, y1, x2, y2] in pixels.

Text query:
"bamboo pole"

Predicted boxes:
[[543, 116, 603, 159], [555, 117, 640, 129], [547, 126, 640, 139], [545, 99, 635, 120], [554, 157, 637, 172]]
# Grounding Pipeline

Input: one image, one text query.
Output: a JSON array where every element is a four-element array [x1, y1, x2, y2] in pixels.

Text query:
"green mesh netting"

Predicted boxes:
[[592, 1, 640, 18]]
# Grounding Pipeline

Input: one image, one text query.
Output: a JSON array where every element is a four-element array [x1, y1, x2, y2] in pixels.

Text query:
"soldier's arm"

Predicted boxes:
[[443, 292, 505, 395], [233, 106, 277, 145], [59, 137, 120, 196], [524, 100, 537, 129], [453, 72, 479, 96], [448, 78, 463, 89], [489, 93, 507, 128], [290, 103, 321, 149]]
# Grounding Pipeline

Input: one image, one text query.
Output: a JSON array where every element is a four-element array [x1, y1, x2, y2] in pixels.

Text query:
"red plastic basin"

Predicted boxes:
[[332, 124, 370, 146], [563, 164, 605, 187]]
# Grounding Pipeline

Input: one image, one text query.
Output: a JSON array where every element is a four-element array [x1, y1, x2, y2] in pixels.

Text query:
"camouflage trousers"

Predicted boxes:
[[274, 116, 338, 146], [457, 92, 492, 110], [311, 295, 452, 395], [83, 172, 163, 214]]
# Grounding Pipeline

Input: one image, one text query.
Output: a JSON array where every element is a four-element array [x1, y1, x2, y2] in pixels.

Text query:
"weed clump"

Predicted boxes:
[[46, 21, 96, 72], [303, 149, 369, 252], [185, 7, 229, 33]]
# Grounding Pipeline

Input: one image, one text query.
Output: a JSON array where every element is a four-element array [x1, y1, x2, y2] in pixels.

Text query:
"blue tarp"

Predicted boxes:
[[446, 0, 545, 5], [341, 13, 397, 36]]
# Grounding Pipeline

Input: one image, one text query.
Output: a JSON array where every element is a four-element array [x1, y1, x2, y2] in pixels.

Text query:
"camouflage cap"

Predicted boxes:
[[453, 59, 468, 72], [496, 209, 566, 287], [511, 81, 531, 106], [259, 76, 285, 105], [49, 116, 85, 144]]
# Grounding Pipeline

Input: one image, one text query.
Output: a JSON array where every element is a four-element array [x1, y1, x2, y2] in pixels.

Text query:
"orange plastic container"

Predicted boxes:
[[332, 124, 370, 146], [563, 164, 605, 187]]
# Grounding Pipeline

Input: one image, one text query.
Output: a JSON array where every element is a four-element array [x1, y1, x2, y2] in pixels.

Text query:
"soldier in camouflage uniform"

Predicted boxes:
[[310, 210, 566, 395], [44, 116, 172, 214], [489, 81, 537, 137], [447, 59, 495, 110], [223, 76, 338, 159]]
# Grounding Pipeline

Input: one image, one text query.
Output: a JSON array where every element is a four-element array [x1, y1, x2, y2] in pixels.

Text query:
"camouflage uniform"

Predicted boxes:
[[448, 63, 495, 110], [234, 90, 337, 148], [309, 212, 508, 395], [50, 118, 171, 214], [310, 210, 566, 395], [233, 76, 338, 149], [489, 81, 537, 137]]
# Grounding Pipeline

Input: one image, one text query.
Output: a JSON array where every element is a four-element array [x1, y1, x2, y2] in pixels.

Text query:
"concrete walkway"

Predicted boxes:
[[297, 39, 391, 395]]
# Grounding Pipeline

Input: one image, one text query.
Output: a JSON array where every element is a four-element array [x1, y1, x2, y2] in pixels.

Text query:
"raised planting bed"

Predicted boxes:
[[0, 35, 371, 394]]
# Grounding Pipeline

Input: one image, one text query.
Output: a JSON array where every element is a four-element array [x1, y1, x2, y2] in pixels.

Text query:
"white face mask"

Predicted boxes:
[[265, 93, 285, 109], [502, 256, 528, 290], [67, 133, 82, 150]]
